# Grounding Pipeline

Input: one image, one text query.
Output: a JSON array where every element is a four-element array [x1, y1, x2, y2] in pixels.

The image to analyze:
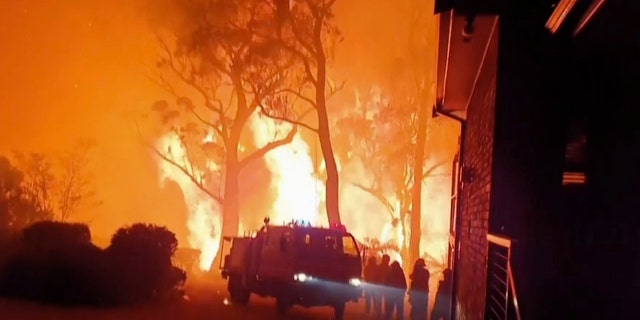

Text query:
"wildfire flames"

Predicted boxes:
[[249, 112, 325, 226], [155, 96, 453, 272], [156, 133, 222, 271]]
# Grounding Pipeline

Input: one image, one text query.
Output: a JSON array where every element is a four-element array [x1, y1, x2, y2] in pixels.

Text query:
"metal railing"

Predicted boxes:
[[485, 234, 522, 320]]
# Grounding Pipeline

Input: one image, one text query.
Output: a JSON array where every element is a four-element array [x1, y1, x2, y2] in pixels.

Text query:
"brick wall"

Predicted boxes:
[[455, 24, 498, 320]]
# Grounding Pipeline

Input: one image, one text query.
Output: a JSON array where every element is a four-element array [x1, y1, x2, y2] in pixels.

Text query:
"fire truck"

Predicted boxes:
[[220, 218, 364, 319]]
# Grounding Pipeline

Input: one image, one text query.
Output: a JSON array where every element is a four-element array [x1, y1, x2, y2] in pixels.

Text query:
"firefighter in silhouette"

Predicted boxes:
[[431, 268, 453, 320], [384, 261, 407, 320], [409, 258, 430, 320], [376, 254, 391, 317], [364, 256, 379, 315]]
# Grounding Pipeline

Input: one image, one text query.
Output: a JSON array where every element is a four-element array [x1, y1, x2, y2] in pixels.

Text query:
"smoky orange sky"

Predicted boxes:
[[0, 0, 453, 247], [0, 0, 185, 243]]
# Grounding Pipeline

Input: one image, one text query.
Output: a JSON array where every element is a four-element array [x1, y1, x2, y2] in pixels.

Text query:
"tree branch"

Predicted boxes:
[[259, 105, 318, 133], [280, 42, 317, 84], [152, 147, 222, 205], [274, 87, 317, 109], [422, 160, 448, 182], [159, 39, 231, 135], [327, 79, 346, 100], [187, 107, 224, 138], [324, 0, 338, 12], [287, 10, 318, 58], [238, 124, 298, 169], [135, 122, 223, 204], [351, 182, 396, 220]]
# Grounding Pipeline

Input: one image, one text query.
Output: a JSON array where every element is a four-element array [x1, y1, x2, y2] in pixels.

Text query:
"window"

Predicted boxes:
[[342, 236, 359, 257], [280, 232, 292, 253], [325, 236, 338, 250], [563, 118, 587, 186]]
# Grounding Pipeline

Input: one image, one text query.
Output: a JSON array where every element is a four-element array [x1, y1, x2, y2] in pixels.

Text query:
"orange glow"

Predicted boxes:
[[562, 172, 586, 185], [1, 0, 456, 271], [156, 132, 222, 271], [337, 88, 456, 267], [249, 111, 325, 226]]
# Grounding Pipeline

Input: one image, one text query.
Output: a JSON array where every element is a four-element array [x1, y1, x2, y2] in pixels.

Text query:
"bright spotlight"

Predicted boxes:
[[349, 278, 362, 287], [294, 273, 313, 282]]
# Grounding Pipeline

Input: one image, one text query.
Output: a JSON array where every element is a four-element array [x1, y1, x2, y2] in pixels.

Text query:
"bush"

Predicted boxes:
[[106, 223, 183, 304], [0, 227, 19, 266], [0, 222, 110, 305], [22, 221, 91, 250], [0, 221, 186, 306]]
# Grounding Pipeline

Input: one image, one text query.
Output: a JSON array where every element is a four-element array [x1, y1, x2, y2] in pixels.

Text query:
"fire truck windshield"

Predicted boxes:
[[342, 235, 359, 257], [296, 231, 360, 258]]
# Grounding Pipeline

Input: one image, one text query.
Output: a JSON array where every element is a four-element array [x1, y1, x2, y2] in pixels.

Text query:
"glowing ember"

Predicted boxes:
[[249, 111, 324, 225], [156, 133, 222, 271]]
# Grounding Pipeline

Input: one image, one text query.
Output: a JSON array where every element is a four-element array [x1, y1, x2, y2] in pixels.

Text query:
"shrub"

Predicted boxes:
[[0, 221, 186, 306], [0, 227, 19, 266], [22, 221, 91, 251], [106, 223, 183, 304], [0, 221, 111, 305], [0, 225, 104, 304]]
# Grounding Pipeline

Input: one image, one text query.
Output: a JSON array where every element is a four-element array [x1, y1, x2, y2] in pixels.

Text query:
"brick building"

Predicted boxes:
[[433, 1, 639, 319]]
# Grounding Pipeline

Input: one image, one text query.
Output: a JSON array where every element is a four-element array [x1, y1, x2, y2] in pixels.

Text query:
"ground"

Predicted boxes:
[[0, 274, 439, 320]]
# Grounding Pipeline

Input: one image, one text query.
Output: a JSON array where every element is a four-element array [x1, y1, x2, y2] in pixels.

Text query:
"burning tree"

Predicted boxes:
[[360, 237, 401, 258], [147, 0, 306, 252], [334, 88, 447, 265], [342, 0, 443, 265], [264, 0, 345, 226], [402, 0, 441, 266]]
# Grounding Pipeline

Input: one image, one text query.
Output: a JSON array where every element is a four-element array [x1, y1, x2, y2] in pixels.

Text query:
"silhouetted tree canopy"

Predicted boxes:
[[0, 222, 185, 306], [22, 220, 91, 252], [0, 156, 51, 231], [145, 0, 308, 247], [0, 141, 99, 228], [109, 223, 178, 260]]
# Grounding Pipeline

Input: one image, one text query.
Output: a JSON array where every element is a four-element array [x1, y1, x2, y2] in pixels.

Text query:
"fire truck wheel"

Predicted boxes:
[[333, 302, 345, 320], [228, 275, 250, 305]]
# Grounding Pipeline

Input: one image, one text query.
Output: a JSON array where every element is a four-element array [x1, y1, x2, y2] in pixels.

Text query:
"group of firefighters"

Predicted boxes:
[[363, 254, 453, 320]]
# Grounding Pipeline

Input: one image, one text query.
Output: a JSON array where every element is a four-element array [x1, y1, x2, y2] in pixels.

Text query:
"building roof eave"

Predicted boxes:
[[435, 9, 499, 118]]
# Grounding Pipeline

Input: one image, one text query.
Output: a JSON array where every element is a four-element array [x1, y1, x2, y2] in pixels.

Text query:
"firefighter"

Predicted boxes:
[[409, 258, 430, 320], [384, 261, 407, 320], [377, 254, 391, 318], [364, 256, 379, 315], [431, 268, 453, 320]]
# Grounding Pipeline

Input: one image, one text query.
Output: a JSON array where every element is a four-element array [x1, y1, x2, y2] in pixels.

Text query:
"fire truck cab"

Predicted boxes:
[[220, 218, 363, 319]]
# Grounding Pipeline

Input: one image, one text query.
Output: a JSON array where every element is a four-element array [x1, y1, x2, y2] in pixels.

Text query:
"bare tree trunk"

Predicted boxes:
[[222, 161, 240, 239], [400, 212, 410, 267], [409, 102, 429, 264], [316, 56, 341, 226], [210, 132, 241, 272]]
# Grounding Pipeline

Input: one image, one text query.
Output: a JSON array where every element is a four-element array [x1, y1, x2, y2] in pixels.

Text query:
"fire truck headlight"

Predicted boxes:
[[294, 273, 312, 282], [349, 278, 362, 287]]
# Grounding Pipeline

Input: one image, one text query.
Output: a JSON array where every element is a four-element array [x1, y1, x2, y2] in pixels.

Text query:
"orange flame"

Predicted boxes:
[[249, 111, 325, 226], [156, 133, 222, 271], [155, 95, 453, 271]]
